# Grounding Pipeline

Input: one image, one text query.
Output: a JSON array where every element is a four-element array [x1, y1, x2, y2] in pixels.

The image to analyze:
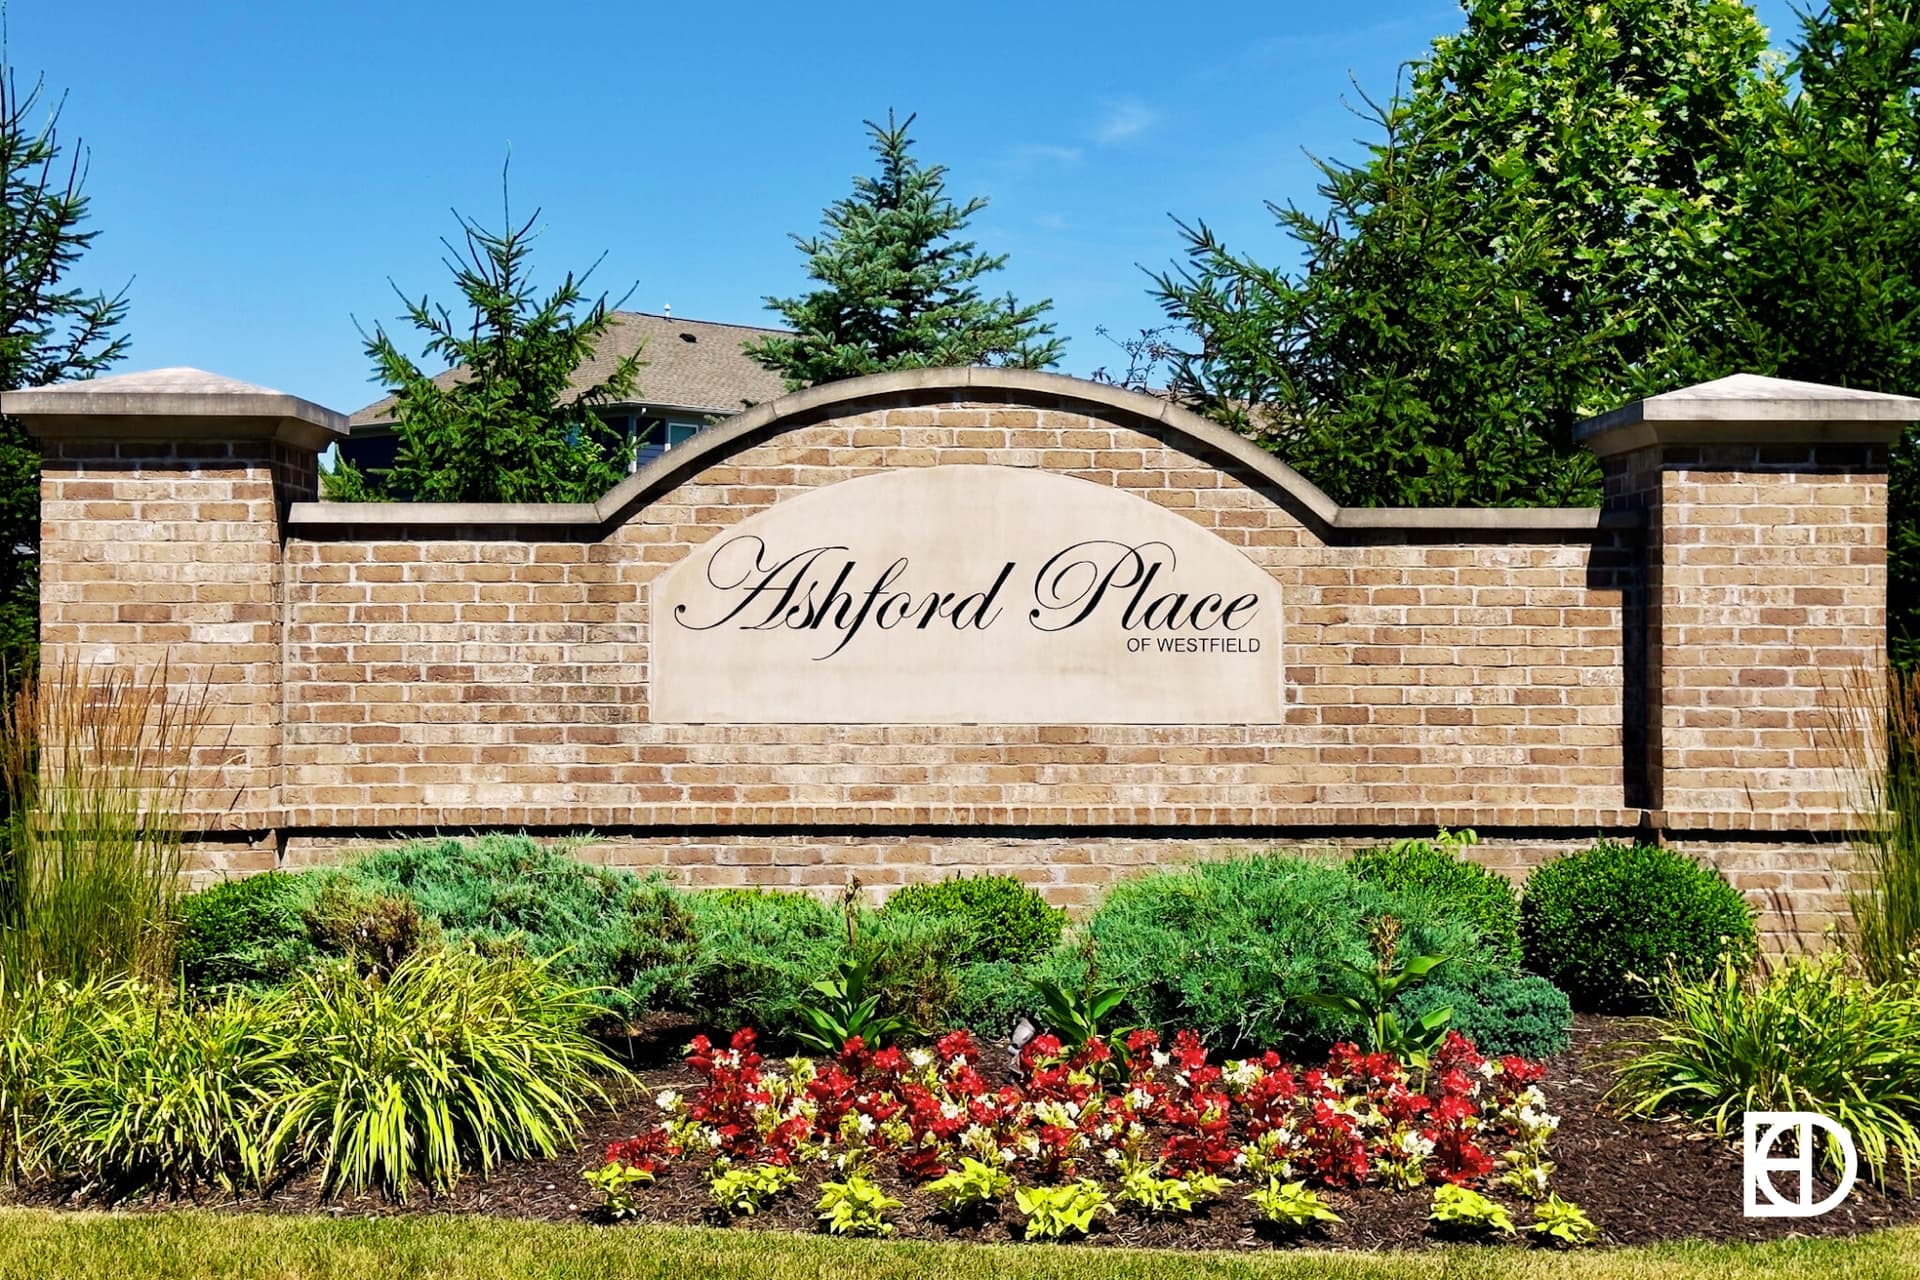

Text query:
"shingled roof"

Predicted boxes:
[[345, 311, 794, 430]]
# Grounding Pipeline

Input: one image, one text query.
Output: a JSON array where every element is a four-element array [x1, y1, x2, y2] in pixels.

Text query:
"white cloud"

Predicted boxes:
[[1093, 98, 1159, 145], [1008, 142, 1085, 166]]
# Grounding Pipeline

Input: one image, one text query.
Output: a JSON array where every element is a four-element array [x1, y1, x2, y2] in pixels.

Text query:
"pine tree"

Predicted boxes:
[[747, 112, 1064, 389], [328, 185, 640, 504], [0, 66, 129, 674]]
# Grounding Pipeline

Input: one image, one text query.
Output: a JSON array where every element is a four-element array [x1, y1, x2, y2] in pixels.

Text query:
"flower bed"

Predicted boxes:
[[584, 1027, 1576, 1243]]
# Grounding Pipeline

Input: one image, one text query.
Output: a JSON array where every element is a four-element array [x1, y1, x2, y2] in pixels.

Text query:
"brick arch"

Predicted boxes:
[[593, 368, 1605, 540]]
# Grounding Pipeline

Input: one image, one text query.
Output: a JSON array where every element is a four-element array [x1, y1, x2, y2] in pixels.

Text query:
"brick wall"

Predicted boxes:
[[275, 402, 1635, 829], [14, 367, 1912, 949]]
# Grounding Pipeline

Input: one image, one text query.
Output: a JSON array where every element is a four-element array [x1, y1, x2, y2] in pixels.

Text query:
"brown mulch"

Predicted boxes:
[[9, 1015, 1918, 1250]]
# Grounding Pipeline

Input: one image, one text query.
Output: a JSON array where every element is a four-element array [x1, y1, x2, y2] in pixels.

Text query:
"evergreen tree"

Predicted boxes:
[[0, 67, 129, 674], [1153, 0, 1781, 508], [328, 186, 640, 504], [747, 112, 1064, 388]]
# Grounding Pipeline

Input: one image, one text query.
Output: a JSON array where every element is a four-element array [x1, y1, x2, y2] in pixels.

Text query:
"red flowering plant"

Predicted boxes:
[[586, 1022, 1562, 1223]]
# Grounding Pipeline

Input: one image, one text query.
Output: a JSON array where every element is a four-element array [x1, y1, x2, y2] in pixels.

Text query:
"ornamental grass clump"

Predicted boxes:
[[266, 947, 625, 1199], [0, 660, 225, 986], [1829, 665, 1920, 986], [35, 982, 293, 1194], [1611, 952, 1920, 1186], [0, 969, 124, 1181]]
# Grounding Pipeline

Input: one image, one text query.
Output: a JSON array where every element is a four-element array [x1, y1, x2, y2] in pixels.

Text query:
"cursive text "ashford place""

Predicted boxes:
[[672, 536, 1262, 659]]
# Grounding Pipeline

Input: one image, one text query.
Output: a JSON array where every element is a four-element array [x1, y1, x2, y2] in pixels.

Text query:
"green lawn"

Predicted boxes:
[[0, 1211, 1916, 1280]]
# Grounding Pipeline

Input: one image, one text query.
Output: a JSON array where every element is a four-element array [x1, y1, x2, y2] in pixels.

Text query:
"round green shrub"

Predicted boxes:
[[1519, 841, 1757, 1013], [881, 875, 1066, 965], [325, 835, 700, 1022], [1045, 852, 1506, 1055], [1347, 832, 1522, 969], [175, 872, 320, 992], [1394, 972, 1572, 1059]]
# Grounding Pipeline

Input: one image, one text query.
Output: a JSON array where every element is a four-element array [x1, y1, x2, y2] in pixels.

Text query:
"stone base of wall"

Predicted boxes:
[[248, 828, 1856, 953]]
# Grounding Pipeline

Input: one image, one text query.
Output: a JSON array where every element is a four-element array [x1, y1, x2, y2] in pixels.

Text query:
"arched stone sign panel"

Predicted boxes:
[[653, 465, 1284, 724]]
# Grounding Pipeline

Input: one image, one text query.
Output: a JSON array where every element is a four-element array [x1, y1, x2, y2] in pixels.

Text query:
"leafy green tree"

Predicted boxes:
[[0, 68, 128, 674], [747, 112, 1064, 389], [1659, 0, 1920, 666], [328, 188, 639, 504], [1153, 0, 1781, 508]]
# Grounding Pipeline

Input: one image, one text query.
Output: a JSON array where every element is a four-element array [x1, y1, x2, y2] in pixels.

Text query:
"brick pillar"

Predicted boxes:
[[3, 367, 346, 837], [1577, 374, 1919, 832]]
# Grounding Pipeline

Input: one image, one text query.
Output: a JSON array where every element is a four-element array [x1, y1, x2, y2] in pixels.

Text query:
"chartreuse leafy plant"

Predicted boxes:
[[1115, 1166, 1228, 1216], [1014, 1180, 1110, 1241], [1429, 1184, 1517, 1237], [1246, 1178, 1342, 1231], [580, 1160, 653, 1219], [1611, 952, 1920, 1186], [925, 1157, 1011, 1216], [815, 1173, 903, 1237], [708, 1161, 799, 1216], [1529, 1193, 1598, 1247]]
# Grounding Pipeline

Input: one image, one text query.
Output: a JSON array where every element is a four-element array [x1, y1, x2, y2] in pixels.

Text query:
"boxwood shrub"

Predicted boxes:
[[1045, 852, 1511, 1055], [881, 874, 1066, 965], [175, 872, 319, 992], [1346, 830, 1522, 969], [1520, 840, 1757, 1013]]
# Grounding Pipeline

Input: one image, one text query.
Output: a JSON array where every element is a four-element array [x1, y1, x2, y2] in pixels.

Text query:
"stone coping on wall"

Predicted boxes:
[[1575, 372, 1920, 456], [5, 366, 349, 453]]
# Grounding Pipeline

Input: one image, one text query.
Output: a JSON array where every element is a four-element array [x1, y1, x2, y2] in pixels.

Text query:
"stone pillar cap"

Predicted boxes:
[[2, 366, 349, 452], [1576, 373, 1920, 458]]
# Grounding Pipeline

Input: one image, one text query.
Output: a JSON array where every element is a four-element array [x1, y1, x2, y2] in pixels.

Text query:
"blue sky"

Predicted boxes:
[[13, 0, 1803, 415]]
